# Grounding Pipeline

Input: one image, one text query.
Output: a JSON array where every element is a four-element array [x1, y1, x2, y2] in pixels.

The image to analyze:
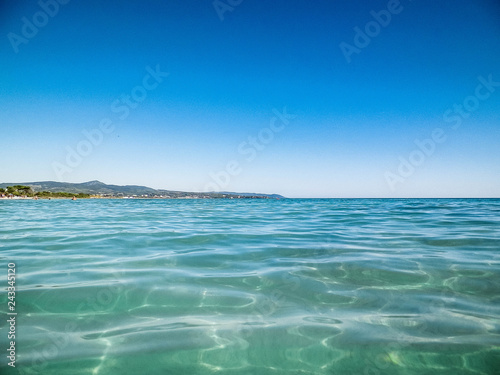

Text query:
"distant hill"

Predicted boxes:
[[0, 180, 285, 199], [218, 191, 284, 199]]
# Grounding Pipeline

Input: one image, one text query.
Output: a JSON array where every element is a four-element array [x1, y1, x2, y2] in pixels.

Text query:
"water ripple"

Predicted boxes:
[[1, 198, 499, 374]]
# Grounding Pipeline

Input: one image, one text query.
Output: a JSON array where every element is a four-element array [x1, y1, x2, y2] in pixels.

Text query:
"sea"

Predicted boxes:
[[1, 198, 499, 375]]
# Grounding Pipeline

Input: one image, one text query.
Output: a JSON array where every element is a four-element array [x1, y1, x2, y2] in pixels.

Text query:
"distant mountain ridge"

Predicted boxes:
[[0, 180, 285, 199]]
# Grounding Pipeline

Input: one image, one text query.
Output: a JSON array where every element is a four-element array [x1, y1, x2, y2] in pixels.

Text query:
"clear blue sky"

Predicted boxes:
[[1, 0, 499, 197]]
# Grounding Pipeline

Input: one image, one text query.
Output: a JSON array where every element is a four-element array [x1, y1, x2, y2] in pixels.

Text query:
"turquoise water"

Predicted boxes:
[[1, 198, 499, 374]]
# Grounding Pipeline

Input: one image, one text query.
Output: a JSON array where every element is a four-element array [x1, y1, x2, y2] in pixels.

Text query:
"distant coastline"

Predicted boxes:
[[0, 181, 284, 200]]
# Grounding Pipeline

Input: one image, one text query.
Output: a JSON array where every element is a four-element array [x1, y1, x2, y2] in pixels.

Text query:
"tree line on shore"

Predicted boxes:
[[0, 185, 90, 198]]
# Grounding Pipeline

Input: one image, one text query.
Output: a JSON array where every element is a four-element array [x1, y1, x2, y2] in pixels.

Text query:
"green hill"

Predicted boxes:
[[0, 181, 284, 199]]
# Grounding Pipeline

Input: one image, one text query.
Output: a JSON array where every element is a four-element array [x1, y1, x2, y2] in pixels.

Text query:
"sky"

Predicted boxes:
[[1, 0, 499, 198]]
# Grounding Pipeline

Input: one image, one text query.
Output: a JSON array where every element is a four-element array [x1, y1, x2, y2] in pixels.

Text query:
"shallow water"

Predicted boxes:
[[1, 198, 499, 374]]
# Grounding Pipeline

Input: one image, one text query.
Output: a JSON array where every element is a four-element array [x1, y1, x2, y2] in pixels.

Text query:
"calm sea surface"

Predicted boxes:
[[1, 199, 499, 374]]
